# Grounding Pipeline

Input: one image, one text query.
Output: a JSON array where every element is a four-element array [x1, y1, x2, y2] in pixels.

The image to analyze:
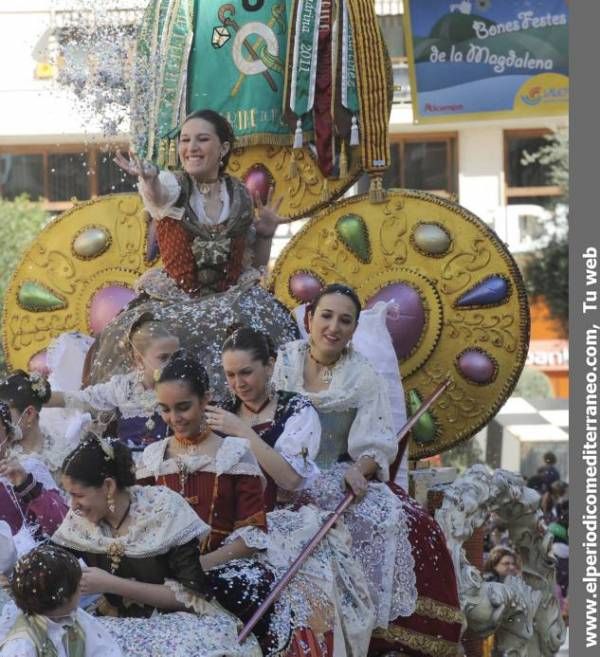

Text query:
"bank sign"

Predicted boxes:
[[404, 0, 569, 122]]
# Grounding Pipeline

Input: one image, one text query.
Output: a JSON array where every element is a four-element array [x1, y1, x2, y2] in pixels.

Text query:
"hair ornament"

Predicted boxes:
[[28, 372, 47, 399]]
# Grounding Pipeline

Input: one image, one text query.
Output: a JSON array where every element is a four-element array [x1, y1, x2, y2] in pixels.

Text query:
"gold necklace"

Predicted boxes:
[[308, 348, 342, 383], [197, 178, 220, 195]]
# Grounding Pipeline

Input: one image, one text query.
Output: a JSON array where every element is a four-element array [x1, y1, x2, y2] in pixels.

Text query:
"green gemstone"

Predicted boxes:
[[336, 214, 371, 263], [407, 389, 437, 444], [18, 281, 66, 312]]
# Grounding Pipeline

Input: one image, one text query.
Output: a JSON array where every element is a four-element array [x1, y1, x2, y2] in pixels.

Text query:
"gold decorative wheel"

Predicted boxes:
[[269, 189, 530, 459], [228, 144, 362, 221], [3, 194, 157, 373]]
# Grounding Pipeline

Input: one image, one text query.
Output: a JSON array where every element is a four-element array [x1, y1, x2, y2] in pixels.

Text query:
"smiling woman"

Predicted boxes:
[[88, 109, 298, 400]]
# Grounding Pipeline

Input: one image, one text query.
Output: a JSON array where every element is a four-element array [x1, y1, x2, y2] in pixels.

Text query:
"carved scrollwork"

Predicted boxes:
[[435, 466, 566, 657], [445, 312, 517, 352], [440, 239, 492, 295]]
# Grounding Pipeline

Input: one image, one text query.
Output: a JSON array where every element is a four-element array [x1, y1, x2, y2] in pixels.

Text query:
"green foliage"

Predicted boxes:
[[440, 437, 484, 473], [524, 236, 569, 332], [522, 130, 569, 329], [0, 196, 50, 374], [513, 366, 554, 400]]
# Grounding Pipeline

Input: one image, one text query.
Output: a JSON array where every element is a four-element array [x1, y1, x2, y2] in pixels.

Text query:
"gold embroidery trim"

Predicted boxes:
[[415, 596, 465, 625], [233, 510, 267, 530], [372, 624, 460, 657]]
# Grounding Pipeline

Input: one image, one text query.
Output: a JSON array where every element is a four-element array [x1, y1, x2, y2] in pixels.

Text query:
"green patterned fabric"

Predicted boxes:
[[0, 613, 85, 657]]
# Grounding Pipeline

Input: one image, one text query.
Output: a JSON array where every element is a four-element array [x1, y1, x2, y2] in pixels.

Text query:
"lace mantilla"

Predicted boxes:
[[298, 464, 417, 625], [137, 436, 264, 481], [53, 485, 209, 558]]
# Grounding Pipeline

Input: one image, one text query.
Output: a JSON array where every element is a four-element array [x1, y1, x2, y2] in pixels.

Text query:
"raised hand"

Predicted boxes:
[[253, 186, 286, 238], [113, 151, 159, 182]]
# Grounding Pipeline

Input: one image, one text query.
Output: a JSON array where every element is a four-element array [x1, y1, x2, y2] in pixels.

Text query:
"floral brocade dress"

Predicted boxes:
[[273, 340, 464, 657], [51, 485, 263, 657], [88, 172, 298, 401]]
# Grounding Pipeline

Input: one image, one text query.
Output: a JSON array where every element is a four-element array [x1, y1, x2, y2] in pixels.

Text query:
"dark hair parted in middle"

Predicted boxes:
[[222, 327, 276, 365], [157, 350, 210, 399], [11, 544, 81, 615], [307, 283, 362, 321], [181, 109, 235, 172], [62, 434, 136, 489]]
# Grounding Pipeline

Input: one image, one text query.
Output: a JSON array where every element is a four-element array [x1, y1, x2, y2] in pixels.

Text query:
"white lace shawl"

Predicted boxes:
[[272, 340, 397, 481], [139, 171, 231, 224], [271, 404, 321, 490], [53, 485, 208, 557], [137, 437, 268, 552], [63, 372, 156, 421], [136, 436, 265, 482]]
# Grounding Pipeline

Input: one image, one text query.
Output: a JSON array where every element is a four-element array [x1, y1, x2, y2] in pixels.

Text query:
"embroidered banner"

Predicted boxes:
[[404, 0, 569, 122], [188, 0, 292, 145]]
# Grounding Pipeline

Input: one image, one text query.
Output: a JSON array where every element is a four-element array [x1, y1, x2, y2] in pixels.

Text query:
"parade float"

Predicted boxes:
[[1, 2, 565, 655]]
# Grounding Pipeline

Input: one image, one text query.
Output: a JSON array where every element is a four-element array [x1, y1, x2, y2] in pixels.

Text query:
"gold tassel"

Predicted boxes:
[[157, 139, 168, 168], [339, 141, 348, 179], [289, 149, 299, 178], [368, 175, 386, 203], [167, 139, 178, 169], [321, 178, 329, 202]]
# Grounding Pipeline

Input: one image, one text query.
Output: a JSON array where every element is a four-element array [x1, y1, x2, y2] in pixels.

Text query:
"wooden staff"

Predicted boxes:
[[238, 377, 452, 642]]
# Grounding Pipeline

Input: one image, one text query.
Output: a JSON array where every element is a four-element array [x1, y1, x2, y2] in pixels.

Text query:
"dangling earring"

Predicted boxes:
[[266, 376, 276, 399], [344, 340, 354, 356], [107, 492, 116, 514]]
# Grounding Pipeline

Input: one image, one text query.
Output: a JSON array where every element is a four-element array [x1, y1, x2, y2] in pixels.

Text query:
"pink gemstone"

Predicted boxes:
[[89, 285, 136, 335], [28, 350, 50, 377], [457, 349, 496, 384], [289, 272, 323, 303], [243, 165, 272, 205], [366, 283, 426, 360]]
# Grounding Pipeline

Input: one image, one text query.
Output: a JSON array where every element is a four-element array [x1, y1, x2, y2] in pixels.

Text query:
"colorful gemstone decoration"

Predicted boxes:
[[455, 275, 510, 307], [457, 349, 497, 384], [407, 389, 437, 444], [412, 223, 452, 255], [18, 281, 66, 312], [72, 226, 111, 259], [366, 283, 426, 360], [336, 214, 371, 263], [28, 350, 49, 377], [89, 285, 136, 335], [243, 164, 273, 206], [289, 272, 323, 303]]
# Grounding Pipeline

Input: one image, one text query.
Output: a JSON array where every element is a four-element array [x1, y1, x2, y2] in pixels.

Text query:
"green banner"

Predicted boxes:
[[188, 0, 292, 145]]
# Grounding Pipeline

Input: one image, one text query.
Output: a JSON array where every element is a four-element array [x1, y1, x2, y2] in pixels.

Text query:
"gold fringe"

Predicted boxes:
[[345, 0, 391, 174], [338, 141, 348, 179], [167, 139, 178, 169], [157, 139, 168, 168], [414, 597, 465, 625], [234, 130, 316, 149], [321, 178, 329, 202], [371, 624, 459, 657], [289, 149, 299, 178], [368, 174, 386, 203]]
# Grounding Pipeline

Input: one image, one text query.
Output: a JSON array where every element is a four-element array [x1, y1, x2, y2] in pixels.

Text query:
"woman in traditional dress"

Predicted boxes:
[[205, 327, 321, 510], [205, 330, 377, 657], [0, 372, 81, 485], [95, 109, 297, 400], [47, 315, 179, 454], [52, 435, 265, 657], [0, 401, 67, 553], [144, 350, 377, 657], [272, 283, 463, 657]]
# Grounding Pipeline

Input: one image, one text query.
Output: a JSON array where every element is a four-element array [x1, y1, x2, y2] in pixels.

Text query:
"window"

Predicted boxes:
[[360, 134, 457, 197], [504, 130, 562, 208], [0, 145, 137, 211]]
